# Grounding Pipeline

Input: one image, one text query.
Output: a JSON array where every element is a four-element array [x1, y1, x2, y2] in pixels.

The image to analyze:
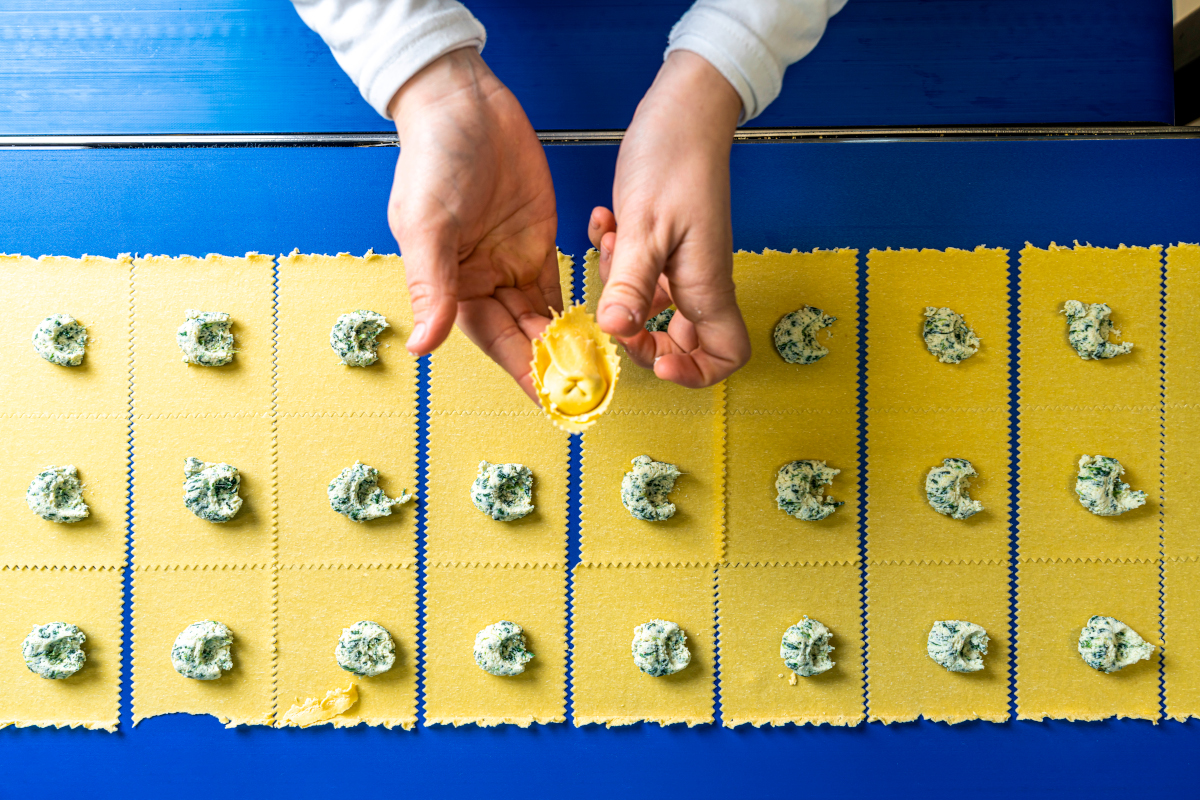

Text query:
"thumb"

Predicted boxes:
[[398, 225, 459, 355], [597, 225, 665, 338]]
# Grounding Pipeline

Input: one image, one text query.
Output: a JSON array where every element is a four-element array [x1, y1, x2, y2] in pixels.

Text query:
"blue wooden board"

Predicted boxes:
[[0, 138, 1197, 796], [0, 0, 1174, 135]]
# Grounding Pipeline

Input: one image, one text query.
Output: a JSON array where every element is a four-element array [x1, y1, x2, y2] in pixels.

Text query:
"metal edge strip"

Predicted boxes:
[[0, 126, 1199, 148]]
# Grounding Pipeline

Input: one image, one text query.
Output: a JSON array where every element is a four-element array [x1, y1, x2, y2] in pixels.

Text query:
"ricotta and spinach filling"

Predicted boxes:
[[775, 460, 843, 521], [183, 457, 243, 523], [644, 307, 676, 333], [330, 310, 389, 366], [774, 306, 836, 365], [780, 617, 835, 677], [22, 622, 86, 680], [335, 620, 396, 677], [471, 461, 534, 522], [926, 620, 989, 673], [26, 464, 90, 523], [923, 307, 980, 364], [1077, 615, 1156, 673], [171, 620, 233, 680], [328, 462, 412, 522], [632, 619, 690, 677], [925, 458, 984, 520], [1075, 454, 1146, 516], [32, 314, 88, 366], [1062, 301, 1133, 360], [621, 455, 681, 521], [177, 310, 235, 366], [473, 620, 533, 676]]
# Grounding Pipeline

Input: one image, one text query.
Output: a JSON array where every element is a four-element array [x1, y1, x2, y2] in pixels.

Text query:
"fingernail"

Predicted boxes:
[[608, 304, 637, 324], [407, 322, 427, 352]]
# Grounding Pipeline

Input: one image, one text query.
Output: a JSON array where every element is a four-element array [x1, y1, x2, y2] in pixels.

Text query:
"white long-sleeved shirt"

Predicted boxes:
[[290, 0, 847, 123]]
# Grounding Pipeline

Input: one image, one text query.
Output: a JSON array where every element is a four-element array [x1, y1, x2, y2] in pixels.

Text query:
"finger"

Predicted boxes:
[[396, 223, 460, 355], [597, 230, 616, 284], [597, 223, 667, 337], [535, 247, 565, 314], [619, 329, 686, 369], [588, 206, 617, 250], [456, 297, 547, 404]]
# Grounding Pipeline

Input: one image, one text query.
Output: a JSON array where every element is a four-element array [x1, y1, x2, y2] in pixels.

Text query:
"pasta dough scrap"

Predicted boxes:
[[927, 620, 989, 673], [773, 306, 836, 365], [183, 457, 243, 523], [330, 310, 389, 367], [473, 620, 533, 676], [171, 620, 234, 681], [471, 461, 534, 522], [620, 455, 681, 521], [22, 622, 87, 679], [923, 307, 980, 364], [775, 460, 842, 521], [531, 304, 620, 433], [31, 313, 87, 366], [631, 619, 690, 677], [780, 617, 835, 677], [176, 310, 235, 366], [335, 620, 396, 677], [1075, 455, 1146, 517], [279, 685, 359, 728], [1062, 301, 1133, 360], [1077, 615, 1156, 673], [925, 458, 983, 520], [327, 461, 412, 522], [25, 464, 89, 523]]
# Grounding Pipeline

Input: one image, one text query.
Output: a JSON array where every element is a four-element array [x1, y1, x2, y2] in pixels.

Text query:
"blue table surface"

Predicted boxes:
[[0, 137, 1198, 797], [0, 0, 1175, 135]]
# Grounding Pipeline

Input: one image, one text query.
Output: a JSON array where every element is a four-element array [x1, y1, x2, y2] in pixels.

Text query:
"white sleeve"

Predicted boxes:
[[665, 0, 848, 123], [290, 0, 486, 119]]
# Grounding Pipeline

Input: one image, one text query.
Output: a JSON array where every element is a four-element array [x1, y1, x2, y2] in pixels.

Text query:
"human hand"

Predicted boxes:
[[589, 50, 750, 388], [388, 47, 561, 401]]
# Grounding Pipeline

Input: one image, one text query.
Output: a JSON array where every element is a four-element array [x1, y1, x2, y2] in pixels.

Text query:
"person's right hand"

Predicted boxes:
[[388, 47, 562, 401]]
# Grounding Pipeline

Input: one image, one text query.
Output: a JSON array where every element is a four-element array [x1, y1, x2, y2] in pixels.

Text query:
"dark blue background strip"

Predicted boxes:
[[0, 0, 1174, 135], [1, 139, 1198, 797]]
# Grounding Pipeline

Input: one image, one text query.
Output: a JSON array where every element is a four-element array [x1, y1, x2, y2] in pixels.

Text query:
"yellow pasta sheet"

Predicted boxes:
[[571, 564, 715, 726], [725, 249, 860, 567], [132, 254, 276, 417], [0, 567, 122, 731], [866, 562, 1011, 723], [276, 252, 417, 416], [275, 565, 417, 728], [132, 566, 274, 726], [1016, 560, 1160, 721], [581, 250, 725, 566], [717, 564, 864, 727], [276, 413, 418, 568], [1165, 559, 1200, 720], [0, 415, 129, 568], [133, 414, 276, 568], [424, 253, 572, 567], [423, 565, 567, 726], [1, 254, 132, 418]]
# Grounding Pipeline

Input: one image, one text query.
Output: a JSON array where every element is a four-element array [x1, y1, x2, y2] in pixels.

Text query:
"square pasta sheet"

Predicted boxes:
[[717, 564, 864, 727], [0, 254, 132, 418], [275, 565, 418, 729], [132, 566, 274, 726], [1166, 243, 1200, 719], [424, 252, 572, 567], [1017, 243, 1164, 721], [423, 565, 567, 727], [867, 562, 1011, 724], [581, 249, 724, 566], [572, 565, 716, 726], [725, 249, 860, 568], [0, 567, 123, 731]]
